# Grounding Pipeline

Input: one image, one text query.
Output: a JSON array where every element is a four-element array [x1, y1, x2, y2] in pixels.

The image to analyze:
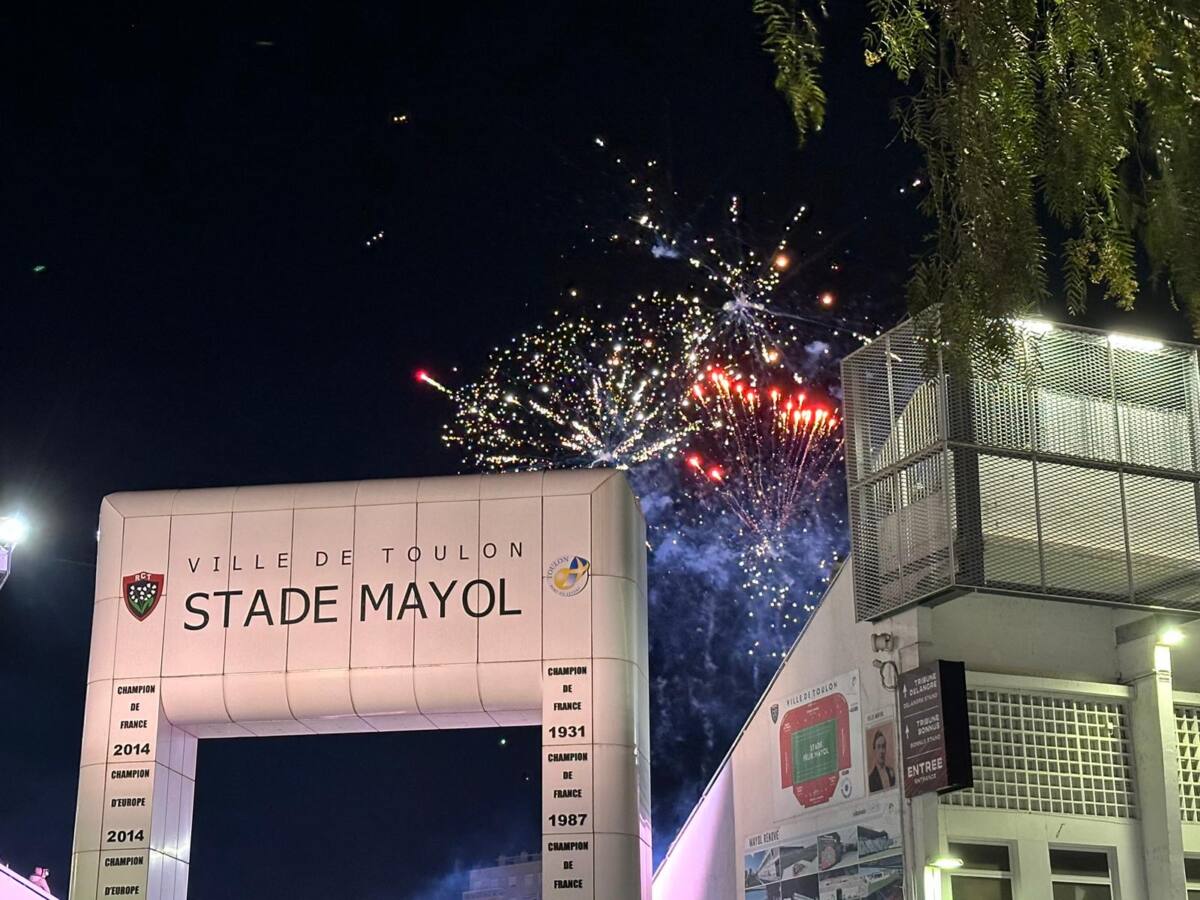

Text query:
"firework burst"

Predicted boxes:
[[637, 202, 831, 367], [591, 142, 880, 370], [684, 366, 843, 534], [682, 365, 845, 638], [429, 295, 710, 470]]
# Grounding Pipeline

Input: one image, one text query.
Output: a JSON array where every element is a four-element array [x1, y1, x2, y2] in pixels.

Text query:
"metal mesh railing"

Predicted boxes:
[[843, 317, 1200, 621], [942, 689, 1137, 819]]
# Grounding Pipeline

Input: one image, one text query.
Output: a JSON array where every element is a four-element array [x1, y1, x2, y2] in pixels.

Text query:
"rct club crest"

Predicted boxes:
[[770, 704, 779, 724], [122, 571, 164, 621]]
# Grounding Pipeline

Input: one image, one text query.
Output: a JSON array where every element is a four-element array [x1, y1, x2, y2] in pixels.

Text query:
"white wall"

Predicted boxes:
[[654, 560, 919, 899], [728, 561, 917, 857], [925, 591, 1129, 682]]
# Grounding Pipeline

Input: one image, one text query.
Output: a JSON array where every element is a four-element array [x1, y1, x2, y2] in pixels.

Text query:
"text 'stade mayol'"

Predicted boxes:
[[181, 541, 527, 630]]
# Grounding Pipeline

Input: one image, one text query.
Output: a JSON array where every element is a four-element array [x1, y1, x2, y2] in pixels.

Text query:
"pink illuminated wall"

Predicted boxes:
[[0, 864, 56, 900], [652, 764, 737, 899]]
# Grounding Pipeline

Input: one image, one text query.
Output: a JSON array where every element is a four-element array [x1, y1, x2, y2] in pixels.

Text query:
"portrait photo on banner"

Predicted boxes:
[[865, 718, 897, 795]]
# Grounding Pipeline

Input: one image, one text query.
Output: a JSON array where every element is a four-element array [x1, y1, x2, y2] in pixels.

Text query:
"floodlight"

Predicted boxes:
[[0, 514, 29, 547], [0, 514, 30, 594], [1108, 332, 1163, 352], [1161, 627, 1185, 647]]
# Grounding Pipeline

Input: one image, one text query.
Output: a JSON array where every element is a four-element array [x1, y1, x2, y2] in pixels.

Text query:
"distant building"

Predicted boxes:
[[462, 852, 541, 900], [0, 861, 55, 899]]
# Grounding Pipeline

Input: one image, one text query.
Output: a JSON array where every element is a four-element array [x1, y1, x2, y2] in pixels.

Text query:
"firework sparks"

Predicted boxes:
[[592, 143, 881, 368], [684, 366, 842, 535], [412, 139, 883, 860], [638, 204, 839, 367], [431, 295, 709, 470], [682, 365, 845, 635], [417, 142, 866, 661], [414, 369, 447, 392]]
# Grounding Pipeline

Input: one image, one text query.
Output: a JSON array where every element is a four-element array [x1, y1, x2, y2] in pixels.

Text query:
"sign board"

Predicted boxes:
[[773, 671, 863, 817], [69, 471, 651, 900], [743, 795, 903, 900], [899, 660, 972, 798]]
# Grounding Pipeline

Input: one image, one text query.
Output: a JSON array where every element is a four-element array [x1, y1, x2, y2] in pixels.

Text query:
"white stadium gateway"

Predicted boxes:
[[69, 470, 651, 900]]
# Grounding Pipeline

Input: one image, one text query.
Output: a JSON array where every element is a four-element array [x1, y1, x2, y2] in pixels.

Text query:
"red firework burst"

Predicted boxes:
[[683, 365, 843, 538]]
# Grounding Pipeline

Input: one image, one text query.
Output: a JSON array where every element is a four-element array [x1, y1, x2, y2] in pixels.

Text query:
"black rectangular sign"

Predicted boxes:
[[899, 660, 972, 798]]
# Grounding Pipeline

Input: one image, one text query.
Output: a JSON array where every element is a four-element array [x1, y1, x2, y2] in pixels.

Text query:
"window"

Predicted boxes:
[[1050, 848, 1113, 900], [1185, 856, 1200, 900], [949, 842, 1013, 900]]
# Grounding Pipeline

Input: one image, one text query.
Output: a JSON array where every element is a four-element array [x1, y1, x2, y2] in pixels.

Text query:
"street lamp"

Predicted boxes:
[[0, 514, 30, 592]]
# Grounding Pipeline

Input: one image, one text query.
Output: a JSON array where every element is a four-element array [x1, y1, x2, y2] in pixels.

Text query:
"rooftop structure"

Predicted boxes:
[[841, 316, 1200, 620]]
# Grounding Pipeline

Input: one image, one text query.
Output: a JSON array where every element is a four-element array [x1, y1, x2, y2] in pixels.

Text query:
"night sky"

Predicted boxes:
[[0, 3, 1189, 899]]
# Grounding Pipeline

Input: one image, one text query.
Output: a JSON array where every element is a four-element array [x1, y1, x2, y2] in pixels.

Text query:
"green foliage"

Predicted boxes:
[[754, 0, 827, 145], [756, 0, 1200, 371]]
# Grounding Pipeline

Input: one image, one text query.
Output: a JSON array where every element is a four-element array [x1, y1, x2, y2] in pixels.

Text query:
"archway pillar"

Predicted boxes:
[[70, 677, 196, 899]]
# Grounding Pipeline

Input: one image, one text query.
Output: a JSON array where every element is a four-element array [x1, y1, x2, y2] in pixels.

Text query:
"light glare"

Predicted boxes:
[[1108, 332, 1163, 352], [0, 515, 30, 547], [929, 856, 964, 870], [1013, 317, 1054, 334]]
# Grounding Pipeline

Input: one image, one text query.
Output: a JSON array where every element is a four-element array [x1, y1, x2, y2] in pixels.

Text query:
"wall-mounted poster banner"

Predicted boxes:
[[863, 711, 897, 795], [744, 796, 902, 900], [773, 670, 863, 819]]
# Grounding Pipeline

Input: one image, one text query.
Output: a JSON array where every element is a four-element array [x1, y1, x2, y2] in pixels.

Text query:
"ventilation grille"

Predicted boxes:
[[941, 689, 1136, 819], [1177, 705, 1200, 822]]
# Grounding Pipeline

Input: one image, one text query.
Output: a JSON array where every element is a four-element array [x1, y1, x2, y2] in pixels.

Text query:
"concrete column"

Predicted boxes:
[[72, 501, 198, 900], [1117, 630, 1186, 898], [909, 795, 947, 898], [539, 486, 652, 900], [903, 611, 939, 899], [1012, 838, 1052, 900]]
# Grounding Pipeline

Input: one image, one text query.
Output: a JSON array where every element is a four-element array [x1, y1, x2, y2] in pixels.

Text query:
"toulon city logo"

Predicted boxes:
[[120, 543, 590, 626], [122, 572, 164, 621], [547, 555, 590, 597]]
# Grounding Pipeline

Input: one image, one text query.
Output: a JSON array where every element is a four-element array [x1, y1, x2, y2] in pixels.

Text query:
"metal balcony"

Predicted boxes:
[[841, 316, 1200, 621]]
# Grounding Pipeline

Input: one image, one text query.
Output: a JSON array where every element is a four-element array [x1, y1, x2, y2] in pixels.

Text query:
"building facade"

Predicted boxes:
[[463, 852, 541, 900], [654, 319, 1200, 899]]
